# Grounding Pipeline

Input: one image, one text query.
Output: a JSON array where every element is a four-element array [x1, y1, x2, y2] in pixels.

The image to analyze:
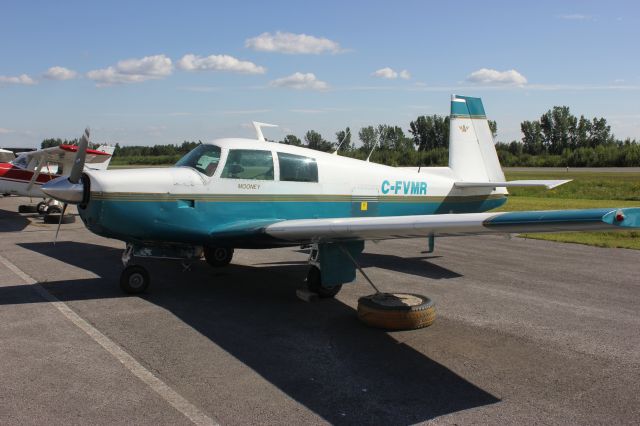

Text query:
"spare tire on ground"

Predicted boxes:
[[358, 293, 436, 330]]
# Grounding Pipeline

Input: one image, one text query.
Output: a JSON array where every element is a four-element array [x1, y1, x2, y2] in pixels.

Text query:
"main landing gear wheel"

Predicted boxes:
[[358, 293, 436, 330], [203, 246, 234, 267], [18, 204, 38, 213], [306, 266, 342, 298], [120, 265, 150, 294], [36, 201, 48, 215]]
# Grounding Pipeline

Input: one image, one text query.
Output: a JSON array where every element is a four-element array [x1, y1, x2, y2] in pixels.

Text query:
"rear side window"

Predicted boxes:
[[278, 153, 318, 182], [221, 149, 274, 180]]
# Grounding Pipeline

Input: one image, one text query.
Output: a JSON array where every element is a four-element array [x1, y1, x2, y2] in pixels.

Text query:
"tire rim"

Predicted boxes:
[[129, 273, 144, 289], [214, 249, 227, 261]]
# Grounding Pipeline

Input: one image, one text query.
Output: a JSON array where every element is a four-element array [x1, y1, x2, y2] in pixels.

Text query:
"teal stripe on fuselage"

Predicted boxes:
[[79, 197, 507, 246]]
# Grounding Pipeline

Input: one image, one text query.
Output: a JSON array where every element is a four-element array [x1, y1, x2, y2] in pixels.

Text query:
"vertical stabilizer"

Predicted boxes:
[[449, 95, 505, 182], [89, 145, 115, 171]]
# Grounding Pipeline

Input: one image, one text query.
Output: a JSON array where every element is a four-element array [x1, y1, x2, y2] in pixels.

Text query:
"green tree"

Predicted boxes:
[[335, 127, 352, 152], [281, 134, 302, 146], [358, 126, 378, 152], [488, 120, 498, 138], [521, 120, 544, 155], [377, 125, 412, 151], [409, 115, 449, 151], [304, 130, 333, 152]]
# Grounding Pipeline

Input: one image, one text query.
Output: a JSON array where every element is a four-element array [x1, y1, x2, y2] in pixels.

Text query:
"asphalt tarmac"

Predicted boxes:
[[0, 195, 639, 425]]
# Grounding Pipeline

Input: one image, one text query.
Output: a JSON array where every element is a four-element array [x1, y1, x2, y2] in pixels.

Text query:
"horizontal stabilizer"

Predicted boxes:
[[454, 180, 571, 190], [264, 208, 639, 243]]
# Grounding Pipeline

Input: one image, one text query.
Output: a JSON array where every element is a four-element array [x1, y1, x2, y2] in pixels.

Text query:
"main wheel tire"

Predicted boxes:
[[120, 265, 150, 294], [203, 246, 234, 267], [36, 201, 48, 215], [358, 293, 436, 330], [306, 266, 342, 298], [18, 205, 37, 213], [43, 214, 75, 224]]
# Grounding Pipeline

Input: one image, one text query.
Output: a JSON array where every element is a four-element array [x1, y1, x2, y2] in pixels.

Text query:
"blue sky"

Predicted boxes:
[[1, 0, 639, 148]]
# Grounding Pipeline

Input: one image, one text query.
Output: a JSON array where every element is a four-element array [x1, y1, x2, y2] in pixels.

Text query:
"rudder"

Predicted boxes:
[[448, 95, 505, 182]]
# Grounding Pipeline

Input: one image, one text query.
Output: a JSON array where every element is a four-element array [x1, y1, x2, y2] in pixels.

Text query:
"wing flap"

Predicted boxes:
[[454, 180, 571, 189], [264, 208, 640, 243]]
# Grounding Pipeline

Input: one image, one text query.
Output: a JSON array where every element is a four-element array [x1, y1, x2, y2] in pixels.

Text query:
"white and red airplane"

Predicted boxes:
[[0, 142, 114, 219]]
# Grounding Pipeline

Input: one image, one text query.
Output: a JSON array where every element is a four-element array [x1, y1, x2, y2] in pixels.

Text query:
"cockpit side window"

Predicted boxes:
[[220, 149, 274, 180], [175, 144, 221, 177], [277, 152, 318, 182]]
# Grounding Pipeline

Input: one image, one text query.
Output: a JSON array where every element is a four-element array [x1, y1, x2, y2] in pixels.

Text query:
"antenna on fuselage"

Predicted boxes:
[[366, 138, 379, 162], [332, 128, 351, 155], [252, 121, 278, 142]]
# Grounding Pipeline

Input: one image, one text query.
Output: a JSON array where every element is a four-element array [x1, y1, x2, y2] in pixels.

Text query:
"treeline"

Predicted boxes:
[[40, 107, 639, 167]]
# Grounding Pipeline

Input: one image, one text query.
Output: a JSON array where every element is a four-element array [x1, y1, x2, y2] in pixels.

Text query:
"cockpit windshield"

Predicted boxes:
[[175, 144, 221, 177], [11, 154, 29, 169]]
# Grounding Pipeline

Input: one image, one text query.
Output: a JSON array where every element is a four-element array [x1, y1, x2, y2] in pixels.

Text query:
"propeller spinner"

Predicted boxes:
[[41, 128, 90, 205], [41, 128, 91, 244]]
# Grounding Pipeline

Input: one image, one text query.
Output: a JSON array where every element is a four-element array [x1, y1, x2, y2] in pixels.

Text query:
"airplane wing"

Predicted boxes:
[[454, 180, 571, 189], [264, 208, 640, 243], [19, 144, 112, 166]]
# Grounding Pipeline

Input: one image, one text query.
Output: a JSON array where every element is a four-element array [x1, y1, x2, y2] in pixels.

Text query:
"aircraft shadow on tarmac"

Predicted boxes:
[[11, 241, 499, 424], [0, 207, 31, 232], [257, 250, 461, 280]]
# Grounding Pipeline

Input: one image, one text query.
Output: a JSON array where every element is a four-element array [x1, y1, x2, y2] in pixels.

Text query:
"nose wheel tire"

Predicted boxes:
[[120, 265, 150, 294], [358, 293, 436, 330], [203, 246, 234, 267], [305, 266, 342, 298]]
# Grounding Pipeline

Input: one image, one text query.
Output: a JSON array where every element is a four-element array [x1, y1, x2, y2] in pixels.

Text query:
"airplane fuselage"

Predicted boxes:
[[78, 138, 507, 248], [0, 162, 59, 198]]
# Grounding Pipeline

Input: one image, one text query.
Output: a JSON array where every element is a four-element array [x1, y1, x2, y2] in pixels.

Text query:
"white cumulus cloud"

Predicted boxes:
[[557, 14, 593, 21], [86, 54, 173, 86], [245, 31, 343, 54], [399, 70, 411, 80], [0, 74, 37, 85], [43, 66, 78, 80], [0, 127, 13, 134], [270, 72, 329, 90], [372, 67, 411, 80], [466, 68, 527, 85], [177, 54, 266, 74]]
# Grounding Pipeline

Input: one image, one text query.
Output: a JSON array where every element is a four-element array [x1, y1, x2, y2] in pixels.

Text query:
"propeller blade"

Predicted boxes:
[[53, 203, 68, 245], [69, 128, 90, 184]]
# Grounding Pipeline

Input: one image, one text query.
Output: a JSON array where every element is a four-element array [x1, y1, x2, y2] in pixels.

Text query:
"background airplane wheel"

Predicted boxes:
[[306, 266, 342, 298], [358, 293, 436, 330], [120, 265, 150, 294], [18, 205, 37, 213], [203, 246, 234, 267], [36, 201, 48, 215]]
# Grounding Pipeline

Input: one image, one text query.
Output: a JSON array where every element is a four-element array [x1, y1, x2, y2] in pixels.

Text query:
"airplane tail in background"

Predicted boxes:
[[448, 95, 505, 183], [88, 145, 116, 171]]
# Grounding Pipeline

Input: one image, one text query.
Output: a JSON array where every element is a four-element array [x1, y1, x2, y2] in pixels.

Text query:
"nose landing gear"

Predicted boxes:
[[120, 265, 150, 294]]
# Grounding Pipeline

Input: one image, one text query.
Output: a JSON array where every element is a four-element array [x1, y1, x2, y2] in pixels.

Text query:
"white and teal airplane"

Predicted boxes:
[[42, 95, 640, 296]]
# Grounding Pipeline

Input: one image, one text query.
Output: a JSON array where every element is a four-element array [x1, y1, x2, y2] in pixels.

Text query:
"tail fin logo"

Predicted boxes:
[[459, 125, 469, 133]]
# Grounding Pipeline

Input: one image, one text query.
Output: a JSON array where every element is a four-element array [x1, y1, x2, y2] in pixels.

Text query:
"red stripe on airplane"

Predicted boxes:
[[59, 144, 111, 156], [0, 163, 60, 183]]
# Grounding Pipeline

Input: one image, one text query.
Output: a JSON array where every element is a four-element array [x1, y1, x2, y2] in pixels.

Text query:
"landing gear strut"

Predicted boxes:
[[118, 243, 203, 294], [120, 245, 149, 294], [305, 265, 342, 298]]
